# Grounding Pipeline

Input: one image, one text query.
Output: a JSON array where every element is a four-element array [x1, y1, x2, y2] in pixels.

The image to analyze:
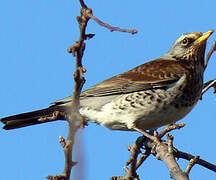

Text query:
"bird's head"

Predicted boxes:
[[166, 30, 214, 63]]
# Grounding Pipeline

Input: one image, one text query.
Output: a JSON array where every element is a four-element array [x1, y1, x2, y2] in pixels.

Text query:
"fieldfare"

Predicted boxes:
[[1, 30, 214, 131]]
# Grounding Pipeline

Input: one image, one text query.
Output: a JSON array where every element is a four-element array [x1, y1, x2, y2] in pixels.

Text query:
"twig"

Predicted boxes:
[[184, 156, 200, 175], [174, 150, 216, 173], [111, 124, 188, 180], [73, 2, 138, 35], [200, 39, 216, 99], [90, 15, 138, 34], [79, 0, 87, 9], [111, 136, 150, 180], [158, 123, 186, 139], [201, 79, 216, 96], [204, 40, 216, 70], [48, 1, 138, 179], [142, 126, 216, 174], [132, 125, 189, 180], [111, 123, 216, 180], [124, 142, 140, 179], [46, 1, 90, 179], [136, 147, 151, 169]]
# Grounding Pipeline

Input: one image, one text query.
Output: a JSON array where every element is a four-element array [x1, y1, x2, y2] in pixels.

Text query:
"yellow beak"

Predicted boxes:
[[195, 30, 214, 44]]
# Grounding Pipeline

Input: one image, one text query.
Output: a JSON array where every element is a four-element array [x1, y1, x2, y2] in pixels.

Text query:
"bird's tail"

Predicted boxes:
[[1, 106, 62, 130]]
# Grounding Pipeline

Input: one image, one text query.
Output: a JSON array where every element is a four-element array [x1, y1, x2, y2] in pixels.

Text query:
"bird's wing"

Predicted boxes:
[[81, 59, 188, 97], [54, 59, 188, 105]]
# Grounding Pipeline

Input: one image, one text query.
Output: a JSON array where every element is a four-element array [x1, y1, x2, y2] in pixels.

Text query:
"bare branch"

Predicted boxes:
[[46, 1, 92, 179], [112, 125, 189, 180], [174, 151, 216, 173], [136, 148, 151, 169], [185, 156, 200, 175], [204, 40, 216, 70], [112, 122, 216, 179], [79, 0, 87, 9], [74, 4, 138, 35], [158, 123, 186, 139], [124, 142, 140, 179], [145, 126, 216, 174], [111, 136, 151, 180], [155, 134, 189, 180], [46, 0, 139, 178], [90, 14, 138, 34], [201, 79, 216, 96]]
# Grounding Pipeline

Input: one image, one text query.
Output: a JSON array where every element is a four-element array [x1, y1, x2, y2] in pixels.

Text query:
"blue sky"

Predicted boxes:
[[0, 0, 216, 180]]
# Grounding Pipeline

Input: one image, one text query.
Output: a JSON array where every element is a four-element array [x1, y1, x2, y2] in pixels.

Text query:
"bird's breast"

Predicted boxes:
[[80, 72, 203, 131]]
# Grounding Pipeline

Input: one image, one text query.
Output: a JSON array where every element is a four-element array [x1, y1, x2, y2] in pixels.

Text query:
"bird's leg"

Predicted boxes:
[[133, 127, 160, 143]]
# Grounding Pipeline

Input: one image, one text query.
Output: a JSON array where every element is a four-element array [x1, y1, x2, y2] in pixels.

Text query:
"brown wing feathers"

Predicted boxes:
[[81, 59, 186, 97]]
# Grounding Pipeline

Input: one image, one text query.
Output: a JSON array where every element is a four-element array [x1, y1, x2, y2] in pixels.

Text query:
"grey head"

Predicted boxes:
[[163, 30, 214, 63]]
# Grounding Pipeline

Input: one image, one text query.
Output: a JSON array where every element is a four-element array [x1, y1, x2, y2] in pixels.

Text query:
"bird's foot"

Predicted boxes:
[[133, 127, 160, 143]]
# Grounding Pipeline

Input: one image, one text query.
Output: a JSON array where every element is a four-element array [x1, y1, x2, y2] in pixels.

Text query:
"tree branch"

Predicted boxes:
[[72, 2, 138, 35], [90, 15, 138, 34], [204, 40, 216, 70], [174, 150, 216, 173], [184, 156, 200, 175], [133, 126, 189, 180], [46, 1, 91, 180], [111, 137, 150, 180], [156, 134, 189, 180], [46, 0, 139, 179], [201, 79, 216, 96], [112, 123, 216, 180]]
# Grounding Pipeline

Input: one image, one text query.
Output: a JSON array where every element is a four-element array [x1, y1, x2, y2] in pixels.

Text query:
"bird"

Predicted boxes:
[[1, 30, 214, 131]]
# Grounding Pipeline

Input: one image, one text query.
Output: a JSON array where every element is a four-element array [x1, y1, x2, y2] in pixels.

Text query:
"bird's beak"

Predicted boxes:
[[195, 30, 214, 44]]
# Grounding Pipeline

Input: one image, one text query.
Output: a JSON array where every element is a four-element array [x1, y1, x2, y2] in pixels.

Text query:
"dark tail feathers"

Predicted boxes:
[[1, 106, 60, 130]]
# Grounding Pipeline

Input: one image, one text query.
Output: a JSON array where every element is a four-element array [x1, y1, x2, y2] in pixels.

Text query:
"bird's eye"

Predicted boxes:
[[182, 38, 188, 46]]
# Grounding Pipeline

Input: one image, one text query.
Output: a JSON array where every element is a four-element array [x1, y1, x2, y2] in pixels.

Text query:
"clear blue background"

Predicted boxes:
[[0, 0, 216, 179]]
